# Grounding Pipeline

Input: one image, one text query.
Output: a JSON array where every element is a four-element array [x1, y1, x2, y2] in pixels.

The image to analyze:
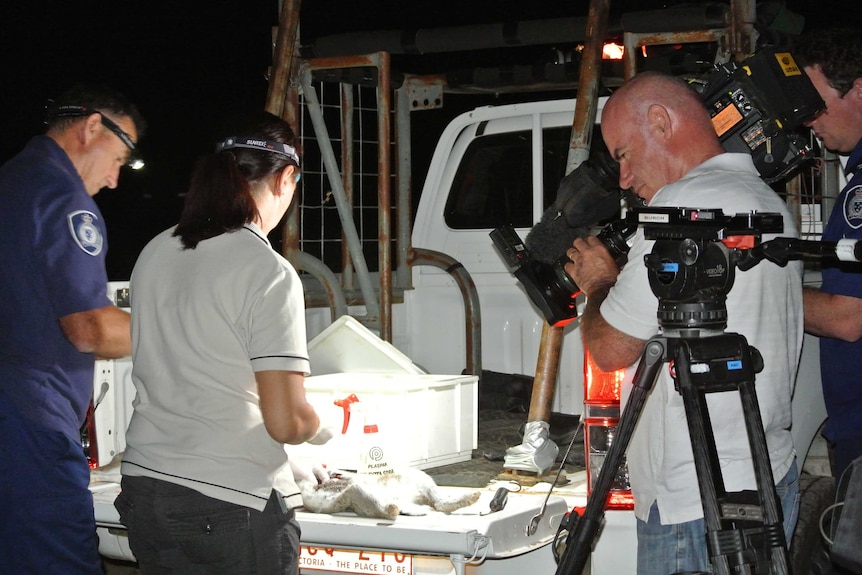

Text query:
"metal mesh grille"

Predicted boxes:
[[297, 81, 395, 273]]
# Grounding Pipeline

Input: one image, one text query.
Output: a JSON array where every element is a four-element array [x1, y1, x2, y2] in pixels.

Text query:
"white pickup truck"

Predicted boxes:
[[89, 95, 837, 575]]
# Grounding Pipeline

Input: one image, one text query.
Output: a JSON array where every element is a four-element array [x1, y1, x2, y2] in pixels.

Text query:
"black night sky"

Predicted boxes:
[[0, 1, 858, 279]]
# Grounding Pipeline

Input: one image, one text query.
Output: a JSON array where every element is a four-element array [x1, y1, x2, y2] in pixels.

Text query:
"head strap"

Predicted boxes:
[[216, 137, 300, 165]]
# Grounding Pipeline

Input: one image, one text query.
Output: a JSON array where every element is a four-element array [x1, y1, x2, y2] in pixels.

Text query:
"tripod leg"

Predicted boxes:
[[674, 336, 790, 575], [738, 374, 790, 574], [675, 340, 734, 575], [555, 338, 666, 575]]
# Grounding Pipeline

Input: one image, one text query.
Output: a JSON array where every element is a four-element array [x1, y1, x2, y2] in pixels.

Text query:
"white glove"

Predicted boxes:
[[306, 402, 346, 445], [289, 456, 331, 484]]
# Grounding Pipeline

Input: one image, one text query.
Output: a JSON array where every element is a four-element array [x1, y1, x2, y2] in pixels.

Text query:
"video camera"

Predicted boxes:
[[696, 47, 824, 183]]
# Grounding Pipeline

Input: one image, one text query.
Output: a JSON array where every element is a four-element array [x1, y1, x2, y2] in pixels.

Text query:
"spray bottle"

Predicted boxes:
[[353, 401, 395, 476]]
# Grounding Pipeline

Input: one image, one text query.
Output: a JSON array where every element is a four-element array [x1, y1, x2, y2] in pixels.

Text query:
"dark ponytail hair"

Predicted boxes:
[[174, 111, 300, 249]]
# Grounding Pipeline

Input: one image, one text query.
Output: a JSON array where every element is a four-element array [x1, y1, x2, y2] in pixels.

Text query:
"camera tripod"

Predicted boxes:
[[551, 214, 815, 575], [555, 327, 789, 575]]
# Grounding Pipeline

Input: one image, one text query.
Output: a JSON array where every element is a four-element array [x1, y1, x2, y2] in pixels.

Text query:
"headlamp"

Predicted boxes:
[[97, 113, 144, 169]]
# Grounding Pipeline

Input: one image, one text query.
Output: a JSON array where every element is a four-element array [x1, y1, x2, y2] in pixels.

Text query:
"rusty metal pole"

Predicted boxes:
[[265, 0, 304, 264], [526, 0, 611, 425], [729, 0, 757, 59], [504, 0, 612, 477], [376, 52, 393, 342], [527, 323, 565, 422], [265, 0, 302, 118]]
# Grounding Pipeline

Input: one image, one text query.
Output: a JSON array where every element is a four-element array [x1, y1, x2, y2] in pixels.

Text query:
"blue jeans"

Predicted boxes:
[[636, 459, 800, 575], [116, 475, 301, 574]]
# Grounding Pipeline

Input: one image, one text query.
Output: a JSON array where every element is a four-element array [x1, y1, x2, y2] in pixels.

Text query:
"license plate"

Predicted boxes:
[[299, 546, 414, 574]]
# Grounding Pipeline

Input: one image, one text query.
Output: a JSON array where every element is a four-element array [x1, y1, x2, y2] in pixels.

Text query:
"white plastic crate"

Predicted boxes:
[[289, 372, 478, 470]]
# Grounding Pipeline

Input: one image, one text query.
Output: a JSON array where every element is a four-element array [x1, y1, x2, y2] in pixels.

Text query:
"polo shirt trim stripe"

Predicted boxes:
[[251, 354, 309, 362], [123, 461, 303, 502]]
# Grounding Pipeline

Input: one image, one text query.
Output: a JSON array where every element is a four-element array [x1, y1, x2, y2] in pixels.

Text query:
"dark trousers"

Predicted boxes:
[[830, 435, 862, 482], [0, 393, 103, 575], [116, 475, 300, 575]]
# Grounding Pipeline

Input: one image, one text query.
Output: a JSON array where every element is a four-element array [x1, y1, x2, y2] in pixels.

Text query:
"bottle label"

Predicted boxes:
[[359, 434, 393, 475]]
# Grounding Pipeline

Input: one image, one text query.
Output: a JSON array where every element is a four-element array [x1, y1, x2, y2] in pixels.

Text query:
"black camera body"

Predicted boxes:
[[491, 217, 636, 326], [698, 47, 824, 183]]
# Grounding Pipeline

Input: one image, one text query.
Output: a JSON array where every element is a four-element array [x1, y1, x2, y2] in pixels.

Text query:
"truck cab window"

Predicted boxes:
[[443, 124, 610, 230], [542, 127, 575, 209], [444, 131, 533, 229]]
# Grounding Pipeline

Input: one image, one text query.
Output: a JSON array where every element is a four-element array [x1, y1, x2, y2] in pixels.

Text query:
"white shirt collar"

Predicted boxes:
[[242, 222, 271, 246]]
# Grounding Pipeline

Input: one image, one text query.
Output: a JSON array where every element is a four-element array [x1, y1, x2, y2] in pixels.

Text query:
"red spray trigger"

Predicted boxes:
[[333, 394, 360, 434]]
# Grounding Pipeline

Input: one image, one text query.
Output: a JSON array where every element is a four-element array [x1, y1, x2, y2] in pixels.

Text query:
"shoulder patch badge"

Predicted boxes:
[[844, 185, 862, 230], [67, 210, 104, 256]]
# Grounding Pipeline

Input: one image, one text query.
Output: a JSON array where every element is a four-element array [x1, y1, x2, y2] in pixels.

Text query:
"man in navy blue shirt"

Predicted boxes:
[[0, 83, 144, 574], [798, 28, 862, 482]]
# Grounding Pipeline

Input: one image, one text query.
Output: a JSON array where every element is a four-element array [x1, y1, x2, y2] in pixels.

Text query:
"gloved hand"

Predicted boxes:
[[306, 402, 346, 445], [289, 456, 332, 484]]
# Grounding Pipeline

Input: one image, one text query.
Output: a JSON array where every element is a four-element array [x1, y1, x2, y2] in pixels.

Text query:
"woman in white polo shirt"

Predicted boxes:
[[116, 110, 333, 574]]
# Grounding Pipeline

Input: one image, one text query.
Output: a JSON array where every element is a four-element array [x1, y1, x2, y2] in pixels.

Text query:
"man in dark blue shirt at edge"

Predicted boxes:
[[0, 83, 144, 574], [797, 28, 862, 482]]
